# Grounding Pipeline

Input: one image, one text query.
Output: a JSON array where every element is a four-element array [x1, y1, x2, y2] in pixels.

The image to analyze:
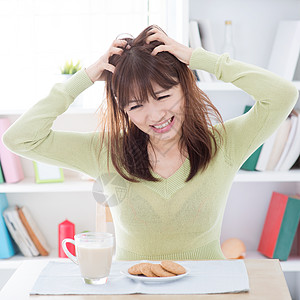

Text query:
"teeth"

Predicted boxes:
[[153, 117, 172, 129]]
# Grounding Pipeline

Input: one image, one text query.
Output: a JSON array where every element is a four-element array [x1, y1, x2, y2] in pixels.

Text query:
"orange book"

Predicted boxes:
[[18, 206, 50, 256]]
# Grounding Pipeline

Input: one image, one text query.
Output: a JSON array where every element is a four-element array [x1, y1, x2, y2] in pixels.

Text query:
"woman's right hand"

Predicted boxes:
[[85, 39, 129, 82]]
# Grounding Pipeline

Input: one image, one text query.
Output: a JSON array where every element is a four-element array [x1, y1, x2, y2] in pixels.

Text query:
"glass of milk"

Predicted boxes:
[[62, 232, 114, 284]]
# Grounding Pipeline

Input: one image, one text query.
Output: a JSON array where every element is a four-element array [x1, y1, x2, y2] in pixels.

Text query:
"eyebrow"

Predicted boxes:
[[128, 89, 167, 103]]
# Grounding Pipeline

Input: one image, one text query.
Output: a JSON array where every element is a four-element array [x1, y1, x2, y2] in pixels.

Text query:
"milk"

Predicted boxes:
[[76, 244, 113, 279]]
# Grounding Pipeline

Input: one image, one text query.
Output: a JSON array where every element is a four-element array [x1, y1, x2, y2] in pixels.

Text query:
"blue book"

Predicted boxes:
[[0, 193, 17, 258]]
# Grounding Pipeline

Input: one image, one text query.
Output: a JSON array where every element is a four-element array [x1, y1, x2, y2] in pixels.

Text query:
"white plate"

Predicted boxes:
[[120, 267, 190, 283]]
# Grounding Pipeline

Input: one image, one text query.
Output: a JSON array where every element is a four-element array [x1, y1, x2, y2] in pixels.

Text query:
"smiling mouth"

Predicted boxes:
[[150, 116, 174, 129]]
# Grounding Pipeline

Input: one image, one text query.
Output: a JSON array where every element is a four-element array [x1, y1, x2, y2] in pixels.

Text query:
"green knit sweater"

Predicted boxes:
[[3, 48, 298, 260]]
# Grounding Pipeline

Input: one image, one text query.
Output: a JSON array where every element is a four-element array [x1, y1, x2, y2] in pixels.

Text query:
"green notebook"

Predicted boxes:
[[240, 105, 263, 171], [0, 161, 4, 183], [273, 196, 300, 261]]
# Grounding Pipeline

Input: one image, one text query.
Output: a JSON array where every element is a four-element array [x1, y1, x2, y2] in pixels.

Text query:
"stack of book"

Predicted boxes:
[[258, 192, 300, 261], [0, 118, 24, 184], [188, 19, 300, 82], [241, 108, 300, 172], [1, 195, 50, 257], [189, 19, 216, 82]]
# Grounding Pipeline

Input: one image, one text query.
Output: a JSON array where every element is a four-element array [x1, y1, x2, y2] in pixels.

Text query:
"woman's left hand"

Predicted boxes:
[[145, 27, 193, 65]]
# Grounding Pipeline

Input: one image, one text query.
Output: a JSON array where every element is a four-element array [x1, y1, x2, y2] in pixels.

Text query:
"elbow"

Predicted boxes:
[[286, 83, 299, 106], [2, 128, 25, 154], [2, 130, 16, 152]]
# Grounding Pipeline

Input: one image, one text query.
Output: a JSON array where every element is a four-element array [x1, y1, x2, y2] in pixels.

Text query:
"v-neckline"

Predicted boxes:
[[141, 156, 190, 199], [150, 156, 189, 180]]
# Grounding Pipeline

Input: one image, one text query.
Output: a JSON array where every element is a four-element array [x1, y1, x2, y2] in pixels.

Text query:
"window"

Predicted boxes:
[[0, 0, 167, 110]]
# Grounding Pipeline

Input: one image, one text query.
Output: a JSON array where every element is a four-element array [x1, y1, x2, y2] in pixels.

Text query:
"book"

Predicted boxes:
[[258, 192, 300, 261], [240, 105, 263, 171], [189, 20, 213, 82], [197, 19, 217, 81], [274, 114, 300, 171], [0, 160, 4, 183], [255, 121, 286, 171], [267, 20, 300, 80], [0, 118, 24, 183], [291, 155, 300, 169], [290, 220, 300, 256], [255, 128, 278, 171], [18, 206, 50, 256], [265, 117, 292, 170], [3, 206, 39, 257], [0, 193, 17, 258], [276, 110, 300, 171], [197, 19, 216, 53]]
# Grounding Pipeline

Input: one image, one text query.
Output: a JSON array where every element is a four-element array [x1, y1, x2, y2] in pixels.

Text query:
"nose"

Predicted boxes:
[[146, 101, 167, 125]]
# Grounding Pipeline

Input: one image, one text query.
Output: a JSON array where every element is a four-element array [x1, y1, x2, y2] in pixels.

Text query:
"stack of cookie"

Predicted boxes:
[[128, 260, 186, 277]]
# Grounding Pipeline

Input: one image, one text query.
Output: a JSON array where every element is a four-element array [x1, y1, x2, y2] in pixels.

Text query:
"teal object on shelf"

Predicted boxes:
[[0, 193, 18, 258], [240, 105, 263, 171], [0, 161, 4, 183]]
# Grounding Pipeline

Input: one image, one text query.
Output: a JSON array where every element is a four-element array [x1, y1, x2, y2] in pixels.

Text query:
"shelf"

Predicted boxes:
[[197, 80, 300, 92], [0, 177, 95, 193], [1, 81, 299, 116], [0, 107, 99, 116], [1, 170, 300, 193], [234, 169, 300, 182], [246, 251, 300, 272]]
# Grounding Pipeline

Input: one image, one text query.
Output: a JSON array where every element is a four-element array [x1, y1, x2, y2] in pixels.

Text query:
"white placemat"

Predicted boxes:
[[30, 260, 249, 295]]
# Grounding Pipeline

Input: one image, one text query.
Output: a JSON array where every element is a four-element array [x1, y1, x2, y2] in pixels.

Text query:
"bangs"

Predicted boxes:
[[112, 48, 179, 110]]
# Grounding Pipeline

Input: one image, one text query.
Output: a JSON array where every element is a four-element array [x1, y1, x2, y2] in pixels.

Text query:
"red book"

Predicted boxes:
[[0, 118, 24, 183], [258, 192, 300, 261]]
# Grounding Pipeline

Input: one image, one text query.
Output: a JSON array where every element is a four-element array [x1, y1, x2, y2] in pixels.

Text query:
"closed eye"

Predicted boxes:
[[128, 95, 169, 111], [157, 95, 169, 100], [129, 104, 142, 111]]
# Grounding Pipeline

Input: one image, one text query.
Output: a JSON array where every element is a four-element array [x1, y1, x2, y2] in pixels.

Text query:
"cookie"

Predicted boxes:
[[160, 260, 186, 275], [128, 263, 146, 275], [151, 263, 176, 277], [140, 263, 158, 277]]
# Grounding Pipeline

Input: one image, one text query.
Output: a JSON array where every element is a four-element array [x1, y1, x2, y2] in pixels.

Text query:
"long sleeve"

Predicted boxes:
[[189, 47, 299, 169], [2, 69, 104, 179]]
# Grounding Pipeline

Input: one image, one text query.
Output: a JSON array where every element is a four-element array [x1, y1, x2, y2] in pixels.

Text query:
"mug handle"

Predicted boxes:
[[62, 239, 78, 264]]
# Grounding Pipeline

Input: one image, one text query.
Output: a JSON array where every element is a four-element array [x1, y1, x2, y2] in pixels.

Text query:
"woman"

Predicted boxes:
[[3, 25, 298, 260]]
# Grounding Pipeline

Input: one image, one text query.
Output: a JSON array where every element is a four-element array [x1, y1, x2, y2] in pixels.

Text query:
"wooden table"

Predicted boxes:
[[0, 259, 291, 300]]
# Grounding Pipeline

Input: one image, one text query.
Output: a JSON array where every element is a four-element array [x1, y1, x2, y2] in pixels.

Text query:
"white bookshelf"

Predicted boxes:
[[184, 0, 300, 298]]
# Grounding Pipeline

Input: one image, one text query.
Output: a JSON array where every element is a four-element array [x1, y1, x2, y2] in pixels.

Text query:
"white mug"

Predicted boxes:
[[62, 232, 114, 285]]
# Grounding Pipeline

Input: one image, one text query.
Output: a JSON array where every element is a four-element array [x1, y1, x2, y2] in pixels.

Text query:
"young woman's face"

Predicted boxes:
[[124, 82, 185, 142]]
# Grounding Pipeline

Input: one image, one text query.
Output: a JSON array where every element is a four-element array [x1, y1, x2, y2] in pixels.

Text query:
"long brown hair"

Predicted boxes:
[[96, 25, 225, 183]]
